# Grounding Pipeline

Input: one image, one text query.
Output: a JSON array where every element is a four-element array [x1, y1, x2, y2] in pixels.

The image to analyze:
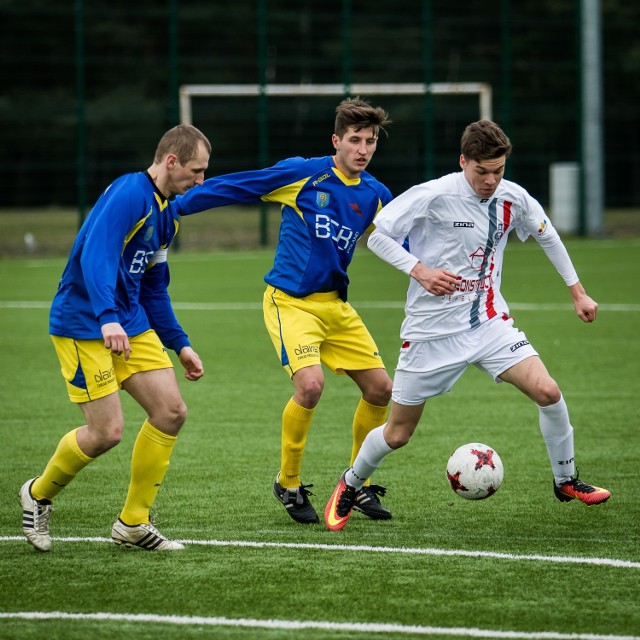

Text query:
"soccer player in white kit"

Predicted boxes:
[[325, 119, 610, 531]]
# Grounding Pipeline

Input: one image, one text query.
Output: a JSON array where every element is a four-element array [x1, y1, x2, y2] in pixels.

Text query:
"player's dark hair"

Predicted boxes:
[[461, 120, 512, 161], [334, 97, 391, 139], [154, 124, 211, 164]]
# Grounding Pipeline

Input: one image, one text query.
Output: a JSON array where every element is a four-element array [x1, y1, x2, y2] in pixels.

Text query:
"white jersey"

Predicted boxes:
[[370, 171, 578, 340]]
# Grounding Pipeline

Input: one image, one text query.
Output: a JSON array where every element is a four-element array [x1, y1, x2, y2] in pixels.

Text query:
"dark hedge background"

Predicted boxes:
[[0, 1, 637, 210]]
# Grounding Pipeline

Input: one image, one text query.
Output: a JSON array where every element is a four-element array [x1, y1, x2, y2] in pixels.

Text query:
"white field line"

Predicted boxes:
[[0, 611, 638, 640], [1, 301, 639, 312], [1, 535, 639, 569], [2, 537, 637, 638]]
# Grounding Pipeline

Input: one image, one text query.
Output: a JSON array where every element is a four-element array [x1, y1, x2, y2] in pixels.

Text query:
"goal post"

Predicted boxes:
[[179, 82, 492, 126]]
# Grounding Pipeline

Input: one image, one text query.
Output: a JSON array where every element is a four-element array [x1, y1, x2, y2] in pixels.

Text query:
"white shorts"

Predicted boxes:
[[392, 316, 539, 405]]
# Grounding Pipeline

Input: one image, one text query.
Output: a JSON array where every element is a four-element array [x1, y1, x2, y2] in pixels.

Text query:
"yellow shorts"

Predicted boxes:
[[263, 286, 385, 377], [50, 329, 173, 403]]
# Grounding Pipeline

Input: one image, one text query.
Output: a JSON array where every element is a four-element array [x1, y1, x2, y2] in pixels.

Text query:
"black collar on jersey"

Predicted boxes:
[[144, 170, 168, 204]]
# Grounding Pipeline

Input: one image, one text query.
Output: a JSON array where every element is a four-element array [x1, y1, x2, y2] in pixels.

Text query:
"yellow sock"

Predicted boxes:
[[350, 398, 388, 485], [31, 428, 94, 501], [278, 398, 314, 489], [119, 420, 176, 526]]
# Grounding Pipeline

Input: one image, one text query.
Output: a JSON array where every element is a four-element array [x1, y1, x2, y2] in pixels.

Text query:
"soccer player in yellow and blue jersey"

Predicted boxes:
[[19, 124, 211, 551], [177, 98, 394, 523]]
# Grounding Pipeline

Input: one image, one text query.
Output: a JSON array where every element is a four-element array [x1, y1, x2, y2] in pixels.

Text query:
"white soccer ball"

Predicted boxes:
[[446, 443, 504, 500]]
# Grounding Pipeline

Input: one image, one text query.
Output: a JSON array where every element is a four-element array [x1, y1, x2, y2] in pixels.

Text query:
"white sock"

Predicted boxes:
[[345, 425, 393, 490], [538, 395, 575, 485]]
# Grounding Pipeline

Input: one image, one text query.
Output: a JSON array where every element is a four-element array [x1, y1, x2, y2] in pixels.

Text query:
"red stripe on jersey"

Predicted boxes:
[[486, 270, 497, 319], [503, 200, 512, 228], [484, 200, 511, 320]]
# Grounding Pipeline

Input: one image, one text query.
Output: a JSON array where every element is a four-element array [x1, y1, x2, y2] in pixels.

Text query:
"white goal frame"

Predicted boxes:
[[179, 82, 492, 126]]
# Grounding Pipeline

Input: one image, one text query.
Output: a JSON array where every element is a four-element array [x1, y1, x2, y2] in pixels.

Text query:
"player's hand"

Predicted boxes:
[[410, 262, 460, 296], [101, 322, 131, 360], [573, 293, 598, 323], [569, 282, 598, 323], [178, 346, 204, 381]]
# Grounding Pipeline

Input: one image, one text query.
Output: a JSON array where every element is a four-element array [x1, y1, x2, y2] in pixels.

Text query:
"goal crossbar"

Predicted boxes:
[[179, 82, 492, 125]]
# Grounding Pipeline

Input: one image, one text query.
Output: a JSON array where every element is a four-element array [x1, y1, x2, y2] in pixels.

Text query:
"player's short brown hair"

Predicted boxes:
[[461, 120, 512, 161], [154, 124, 211, 164], [334, 97, 391, 139]]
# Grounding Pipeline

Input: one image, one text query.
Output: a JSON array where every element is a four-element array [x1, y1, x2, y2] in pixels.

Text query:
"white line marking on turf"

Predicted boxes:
[[1, 301, 639, 312], [0, 612, 638, 640], [2, 535, 638, 569], [180, 539, 640, 569]]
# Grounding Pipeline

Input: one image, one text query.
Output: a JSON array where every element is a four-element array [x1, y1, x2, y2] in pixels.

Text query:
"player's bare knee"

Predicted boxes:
[[383, 426, 412, 449], [151, 400, 188, 434], [169, 401, 188, 430], [360, 376, 392, 406], [373, 379, 393, 406], [84, 414, 124, 451], [535, 379, 561, 406], [91, 425, 123, 455], [297, 381, 323, 408], [384, 432, 410, 449], [103, 433, 122, 452]]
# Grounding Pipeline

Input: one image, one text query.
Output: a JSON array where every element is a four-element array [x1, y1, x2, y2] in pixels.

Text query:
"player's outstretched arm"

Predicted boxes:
[[178, 346, 204, 381], [569, 282, 598, 323]]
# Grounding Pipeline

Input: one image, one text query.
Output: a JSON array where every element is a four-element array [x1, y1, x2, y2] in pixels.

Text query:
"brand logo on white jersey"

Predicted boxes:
[[454, 222, 474, 228], [510, 340, 530, 352]]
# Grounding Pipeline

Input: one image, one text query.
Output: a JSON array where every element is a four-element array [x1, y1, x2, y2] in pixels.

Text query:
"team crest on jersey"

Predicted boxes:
[[144, 226, 154, 242], [316, 192, 330, 208], [538, 219, 548, 235], [469, 246, 488, 270]]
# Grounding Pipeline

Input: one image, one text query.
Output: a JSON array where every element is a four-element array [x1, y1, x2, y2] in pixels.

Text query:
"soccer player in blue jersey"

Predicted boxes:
[[176, 98, 394, 524], [19, 124, 211, 551]]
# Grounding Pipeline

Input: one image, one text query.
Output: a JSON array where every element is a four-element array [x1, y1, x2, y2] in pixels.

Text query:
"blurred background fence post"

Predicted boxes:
[[580, 0, 605, 237], [74, 0, 87, 228]]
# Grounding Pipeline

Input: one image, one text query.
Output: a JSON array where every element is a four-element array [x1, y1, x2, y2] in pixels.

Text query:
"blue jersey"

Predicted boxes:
[[49, 172, 190, 353], [176, 156, 393, 298]]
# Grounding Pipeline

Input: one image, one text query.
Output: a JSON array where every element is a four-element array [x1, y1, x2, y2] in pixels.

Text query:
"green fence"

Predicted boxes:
[[1, 1, 638, 239]]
